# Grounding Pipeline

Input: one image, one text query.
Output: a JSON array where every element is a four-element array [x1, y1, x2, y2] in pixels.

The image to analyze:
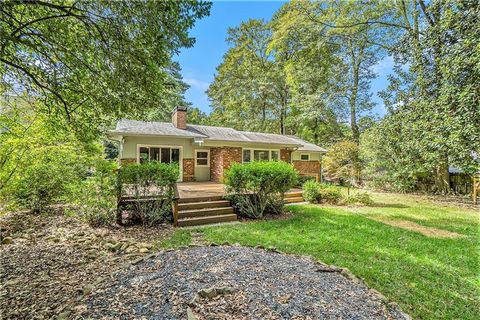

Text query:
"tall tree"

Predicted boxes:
[[1, 0, 211, 139], [377, 0, 480, 193], [208, 19, 289, 134], [283, 0, 394, 143]]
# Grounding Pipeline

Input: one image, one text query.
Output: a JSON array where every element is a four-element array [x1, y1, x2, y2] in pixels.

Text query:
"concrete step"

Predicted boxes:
[[285, 191, 303, 198], [179, 206, 234, 219], [284, 197, 304, 203], [177, 214, 237, 227], [179, 200, 231, 211], [179, 196, 224, 204]]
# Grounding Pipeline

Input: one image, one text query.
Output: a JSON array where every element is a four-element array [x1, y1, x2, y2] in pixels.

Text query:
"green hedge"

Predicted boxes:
[[224, 161, 298, 218], [118, 162, 179, 225]]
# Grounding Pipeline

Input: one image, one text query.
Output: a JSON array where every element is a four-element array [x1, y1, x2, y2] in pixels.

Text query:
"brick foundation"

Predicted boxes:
[[183, 158, 195, 182], [210, 147, 242, 182]]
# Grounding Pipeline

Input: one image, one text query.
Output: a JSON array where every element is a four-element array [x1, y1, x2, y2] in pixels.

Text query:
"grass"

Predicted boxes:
[[162, 191, 480, 320]]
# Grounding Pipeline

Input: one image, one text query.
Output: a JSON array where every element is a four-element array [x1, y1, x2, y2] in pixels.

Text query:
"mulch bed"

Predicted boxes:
[[76, 246, 410, 320], [0, 210, 173, 319]]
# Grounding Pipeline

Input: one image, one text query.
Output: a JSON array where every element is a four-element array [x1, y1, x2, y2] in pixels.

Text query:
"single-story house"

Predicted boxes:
[[108, 106, 327, 182]]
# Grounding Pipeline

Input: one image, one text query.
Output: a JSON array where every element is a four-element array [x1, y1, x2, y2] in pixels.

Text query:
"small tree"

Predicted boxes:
[[323, 140, 361, 193]]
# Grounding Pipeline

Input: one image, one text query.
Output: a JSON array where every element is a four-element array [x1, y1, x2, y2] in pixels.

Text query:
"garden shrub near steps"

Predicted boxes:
[[224, 161, 298, 219]]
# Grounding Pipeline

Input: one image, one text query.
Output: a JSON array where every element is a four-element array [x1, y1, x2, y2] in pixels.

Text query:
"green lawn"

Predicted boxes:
[[163, 192, 479, 320]]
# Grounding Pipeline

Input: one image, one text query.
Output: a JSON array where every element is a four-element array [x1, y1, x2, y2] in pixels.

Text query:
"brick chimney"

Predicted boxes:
[[171, 106, 187, 129]]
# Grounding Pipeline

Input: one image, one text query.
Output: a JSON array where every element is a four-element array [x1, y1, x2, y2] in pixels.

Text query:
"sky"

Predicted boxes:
[[176, 0, 394, 117]]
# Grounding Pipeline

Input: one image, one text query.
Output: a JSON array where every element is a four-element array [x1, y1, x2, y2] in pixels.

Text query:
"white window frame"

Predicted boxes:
[[195, 149, 210, 167], [300, 153, 310, 161], [136, 144, 183, 181], [242, 148, 281, 163]]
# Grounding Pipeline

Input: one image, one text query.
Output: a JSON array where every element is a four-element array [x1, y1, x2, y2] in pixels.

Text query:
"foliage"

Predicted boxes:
[[1, 0, 211, 139], [73, 160, 118, 226], [7, 145, 89, 212], [118, 162, 179, 226], [296, 175, 316, 187], [0, 99, 101, 211], [371, 0, 480, 193], [323, 141, 361, 186], [224, 161, 298, 218], [208, 19, 288, 134], [345, 192, 374, 206], [302, 180, 322, 203], [196, 192, 479, 320], [318, 185, 343, 205]]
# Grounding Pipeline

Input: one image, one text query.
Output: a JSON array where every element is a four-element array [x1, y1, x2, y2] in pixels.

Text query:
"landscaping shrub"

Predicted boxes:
[[302, 180, 322, 203], [318, 185, 343, 204], [118, 162, 179, 225], [296, 175, 315, 187], [345, 192, 374, 206], [302, 181, 343, 204], [224, 161, 298, 218], [74, 160, 118, 226]]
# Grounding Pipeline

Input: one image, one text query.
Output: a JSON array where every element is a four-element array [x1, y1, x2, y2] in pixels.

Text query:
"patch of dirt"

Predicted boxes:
[[0, 210, 173, 319], [371, 217, 465, 238]]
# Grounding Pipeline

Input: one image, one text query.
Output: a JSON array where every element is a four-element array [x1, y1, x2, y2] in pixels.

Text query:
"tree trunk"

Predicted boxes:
[[434, 156, 450, 194], [350, 62, 360, 143]]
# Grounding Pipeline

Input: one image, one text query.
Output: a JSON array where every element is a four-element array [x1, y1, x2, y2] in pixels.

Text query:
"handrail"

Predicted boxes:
[[172, 183, 180, 227]]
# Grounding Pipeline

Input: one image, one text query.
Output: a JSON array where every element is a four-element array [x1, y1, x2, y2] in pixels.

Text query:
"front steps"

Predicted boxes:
[[177, 196, 237, 227], [284, 191, 304, 204]]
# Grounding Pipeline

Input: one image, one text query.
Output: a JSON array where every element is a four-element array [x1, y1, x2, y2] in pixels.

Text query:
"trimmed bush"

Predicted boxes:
[[319, 185, 343, 204], [345, 192, 374, 206], [224, 161, 298, 218], [303, 180, 322, 203], [118, 162, 179, 225], [302, 181, 343, 204]]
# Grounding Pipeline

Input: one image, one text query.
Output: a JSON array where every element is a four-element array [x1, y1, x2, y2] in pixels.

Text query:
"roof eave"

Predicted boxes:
[[107, 131, 206, 139]]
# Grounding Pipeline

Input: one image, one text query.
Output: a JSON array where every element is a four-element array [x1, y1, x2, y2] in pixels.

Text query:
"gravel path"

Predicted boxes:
[[77, 246, 409, 319]]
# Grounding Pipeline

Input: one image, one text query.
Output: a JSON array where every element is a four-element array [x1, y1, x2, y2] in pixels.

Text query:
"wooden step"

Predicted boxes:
[[285, 192, 303, 198], [179, 200, 231, 211], [284, 197, 304, 203], [179, 196, 224, 204], [179, 206, 234, 219], [177, 214, 237, 227]]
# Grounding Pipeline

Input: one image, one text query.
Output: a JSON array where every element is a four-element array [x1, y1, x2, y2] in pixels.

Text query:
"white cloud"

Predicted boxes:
[[371, 55, 394, 75], [184, 78, 210, 91]]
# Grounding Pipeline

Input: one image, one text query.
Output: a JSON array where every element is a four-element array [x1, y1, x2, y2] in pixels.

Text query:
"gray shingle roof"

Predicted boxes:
[[109, 119, 326, 152], [287, 136, 328, 152], [110, 120, 207, 138]]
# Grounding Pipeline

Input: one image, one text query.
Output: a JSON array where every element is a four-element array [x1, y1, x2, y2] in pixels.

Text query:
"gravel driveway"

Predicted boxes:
[[77, 246, 410, 319]]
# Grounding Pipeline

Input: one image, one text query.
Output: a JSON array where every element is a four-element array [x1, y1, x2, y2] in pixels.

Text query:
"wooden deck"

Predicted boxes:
[[177, 182, 227, 199], [176, 182, 303, 200]]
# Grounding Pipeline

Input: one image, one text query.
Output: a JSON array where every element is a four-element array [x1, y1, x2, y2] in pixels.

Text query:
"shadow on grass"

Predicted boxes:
[[372, 203, 410, 208]]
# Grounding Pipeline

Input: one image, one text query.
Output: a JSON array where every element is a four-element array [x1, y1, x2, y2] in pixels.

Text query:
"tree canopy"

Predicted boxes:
[[1, 0, 211, 139]]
